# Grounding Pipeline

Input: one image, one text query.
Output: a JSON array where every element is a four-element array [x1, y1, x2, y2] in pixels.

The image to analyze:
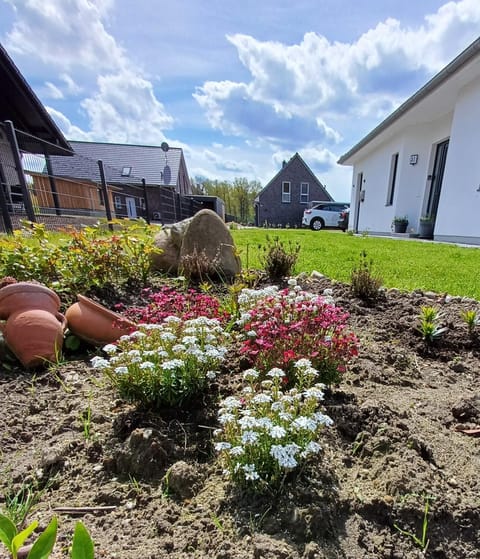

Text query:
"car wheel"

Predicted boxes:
[[310, 218, 324, 231]]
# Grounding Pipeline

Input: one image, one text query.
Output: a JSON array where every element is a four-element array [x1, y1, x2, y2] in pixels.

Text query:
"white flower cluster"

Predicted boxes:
[[90, 316, 231, 406], [215, 362, 333, 489], [237, 286, 279, 308]]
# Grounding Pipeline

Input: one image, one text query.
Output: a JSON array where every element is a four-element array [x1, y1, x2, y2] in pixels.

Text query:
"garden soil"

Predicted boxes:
[[1, 276, 479, 559]]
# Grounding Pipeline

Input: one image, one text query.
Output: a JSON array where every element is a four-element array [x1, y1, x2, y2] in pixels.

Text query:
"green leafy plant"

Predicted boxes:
[[3, 479, 50, 528], [0, 220, 160, 304], [0, 514, 94, 559], [215, 360, 333, 492], [417, 306, 447, 343], [80, 401, 93, 441], [94, 316, 231, 408], [460, 309, 479, 336], [258, 235, 300, 281], [393, 216, 409, 225], [393, 495, 432, 551], [350, 250, 383, 304], [420, 215, 434, 223]]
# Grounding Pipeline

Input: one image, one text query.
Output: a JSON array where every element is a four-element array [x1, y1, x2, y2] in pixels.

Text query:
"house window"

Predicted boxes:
[[386, 153, 399, 206], [97, 188, 104, 206], [140, 197, 146, 210], [114, 195, 122, 209], [282, 181, 291, 203], [121, 166, 132, 177], [300, 182, 309, 204]]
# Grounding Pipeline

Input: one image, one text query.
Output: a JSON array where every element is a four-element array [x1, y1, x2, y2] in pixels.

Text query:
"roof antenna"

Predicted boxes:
[[160, 142, 169, 166]]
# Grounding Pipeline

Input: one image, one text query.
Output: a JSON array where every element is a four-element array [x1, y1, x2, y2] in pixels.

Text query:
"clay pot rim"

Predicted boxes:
[[0, 282, 60, 305], [75, 294, 136, 326]]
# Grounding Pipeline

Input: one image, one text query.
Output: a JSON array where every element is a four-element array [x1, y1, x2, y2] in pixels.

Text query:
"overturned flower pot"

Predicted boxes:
[[0, 282, 66, 367], [65, 294, 136, 346]]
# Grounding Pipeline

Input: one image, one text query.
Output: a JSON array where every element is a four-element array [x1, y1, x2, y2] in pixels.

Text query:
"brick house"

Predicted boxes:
[[254, 153, 332, 227]]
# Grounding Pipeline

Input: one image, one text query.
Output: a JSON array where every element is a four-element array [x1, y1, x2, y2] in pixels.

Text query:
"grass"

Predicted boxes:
[[231, 228, 480, 300]]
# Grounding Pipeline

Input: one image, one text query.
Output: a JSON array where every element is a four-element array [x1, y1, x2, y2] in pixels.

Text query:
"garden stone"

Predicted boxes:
[[180, 209, 241, 279], [151, 229, 182, 275], [151, 210, 241, 278], [170, 217, 192, 247]]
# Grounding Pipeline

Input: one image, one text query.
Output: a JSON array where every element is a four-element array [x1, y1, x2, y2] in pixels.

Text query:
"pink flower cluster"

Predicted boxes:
[[120, 285, 231, 325], [239, 289, 358, 385]]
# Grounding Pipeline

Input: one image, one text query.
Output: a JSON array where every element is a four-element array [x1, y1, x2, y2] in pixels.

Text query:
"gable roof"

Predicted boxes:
[[256, 152, 332, 201], [49, 140, 185, 186], [338, 37, 480, 165], [0, 42, 72, 155]]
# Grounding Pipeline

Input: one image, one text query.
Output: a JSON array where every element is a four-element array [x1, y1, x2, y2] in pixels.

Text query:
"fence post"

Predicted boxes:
[[4, 120, 36, 223], [141, 178, 150, 224], [97, 159, 113, 231], [0, 160, 13, 233], [44, 154, 62, 216]]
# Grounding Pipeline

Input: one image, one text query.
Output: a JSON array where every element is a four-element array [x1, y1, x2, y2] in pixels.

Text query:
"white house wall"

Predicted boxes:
[[350, 114, 452, 235], [435, 77, 480, 244]]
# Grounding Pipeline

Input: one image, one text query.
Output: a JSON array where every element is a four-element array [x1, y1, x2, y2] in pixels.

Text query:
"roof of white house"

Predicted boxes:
[[338, 37, 480, 166]]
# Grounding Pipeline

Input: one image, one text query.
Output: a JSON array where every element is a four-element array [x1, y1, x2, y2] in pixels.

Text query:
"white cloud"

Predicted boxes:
[[60, 74, 82, 95], [43, 82, 64, 100], [195, 0, 480, 156], [46, 107, 91, 140], [5, 0, 175, 146], [5, 0, 124, 71], [79, 70, 173, 144]]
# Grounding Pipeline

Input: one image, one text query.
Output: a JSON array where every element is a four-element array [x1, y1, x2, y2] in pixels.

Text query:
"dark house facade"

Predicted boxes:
[[254, 153, 332, 227]]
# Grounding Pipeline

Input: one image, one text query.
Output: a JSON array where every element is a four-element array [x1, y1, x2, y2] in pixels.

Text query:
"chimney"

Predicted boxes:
[[282, 160, 287, 168]]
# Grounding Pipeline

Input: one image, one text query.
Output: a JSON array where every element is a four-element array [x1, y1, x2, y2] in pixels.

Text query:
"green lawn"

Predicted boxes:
[[231, 228, 480, 300]]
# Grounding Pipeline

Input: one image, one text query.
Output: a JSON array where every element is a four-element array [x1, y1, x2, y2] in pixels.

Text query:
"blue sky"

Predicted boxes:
[[0, 0, 479, 201]]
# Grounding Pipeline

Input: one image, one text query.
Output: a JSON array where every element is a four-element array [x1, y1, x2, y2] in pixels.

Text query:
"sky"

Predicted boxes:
[[0, 0, 479, 201]]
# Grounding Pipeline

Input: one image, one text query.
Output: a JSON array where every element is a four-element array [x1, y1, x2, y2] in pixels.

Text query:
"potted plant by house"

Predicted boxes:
[[393, 216, 409, 233], [418, 215, 435, 239]]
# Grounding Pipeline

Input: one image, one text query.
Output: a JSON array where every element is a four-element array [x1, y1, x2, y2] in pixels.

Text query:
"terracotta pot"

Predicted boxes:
[[3, 309, 67, 368], [65, 294, 136, 346], [0, 282, 61, 320]]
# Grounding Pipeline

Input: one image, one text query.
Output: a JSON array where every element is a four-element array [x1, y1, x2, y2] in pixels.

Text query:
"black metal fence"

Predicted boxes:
[[0, 121, 202, 234]]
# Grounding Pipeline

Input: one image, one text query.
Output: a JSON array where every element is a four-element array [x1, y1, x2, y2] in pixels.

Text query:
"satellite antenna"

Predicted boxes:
[[160, 142, 169, 166]]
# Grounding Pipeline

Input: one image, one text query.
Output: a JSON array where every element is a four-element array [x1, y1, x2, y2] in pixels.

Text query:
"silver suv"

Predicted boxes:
[[302, 202, 350, 231]]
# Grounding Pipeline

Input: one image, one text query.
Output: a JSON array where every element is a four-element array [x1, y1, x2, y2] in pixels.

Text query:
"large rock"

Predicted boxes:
[[180, 209, 241, 279], [151, 229, 181, 275], [151, 209, 241, 279]]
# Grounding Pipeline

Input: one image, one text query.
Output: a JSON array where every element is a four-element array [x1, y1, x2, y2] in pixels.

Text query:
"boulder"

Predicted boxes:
[[151, 229, 181, 275], [151, 209, 241, 279], [180, 209, 241, 279]]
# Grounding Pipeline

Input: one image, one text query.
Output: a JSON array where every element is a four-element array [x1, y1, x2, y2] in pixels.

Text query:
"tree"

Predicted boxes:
[[197, 177, 261, 223]]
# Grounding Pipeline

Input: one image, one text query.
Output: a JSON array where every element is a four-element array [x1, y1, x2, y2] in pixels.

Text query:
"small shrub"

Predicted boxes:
[[460, 309, 479, 336], [215, 360, 333, 492], [259, 235, 300, 281], [350, 250, 382, 304], [0, 220, 160, 303], [93, 317, 230, 409], [417, 306, 446, 344], [180, 246, 222, 282]]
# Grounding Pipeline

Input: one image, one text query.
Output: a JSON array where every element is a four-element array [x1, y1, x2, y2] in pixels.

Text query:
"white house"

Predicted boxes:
[[338, 37, 480, 245]]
